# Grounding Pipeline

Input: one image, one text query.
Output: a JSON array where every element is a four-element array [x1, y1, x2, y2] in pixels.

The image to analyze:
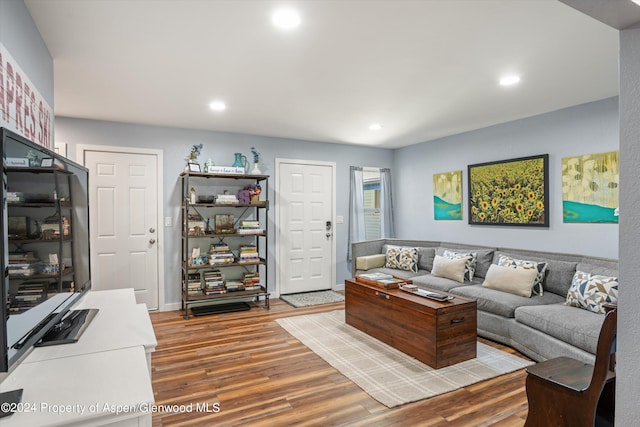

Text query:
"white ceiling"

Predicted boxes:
[[24, 0, 620, 149]]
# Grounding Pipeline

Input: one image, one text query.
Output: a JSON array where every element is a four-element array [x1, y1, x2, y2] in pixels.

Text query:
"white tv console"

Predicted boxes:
[[0, 289, 157, 426]]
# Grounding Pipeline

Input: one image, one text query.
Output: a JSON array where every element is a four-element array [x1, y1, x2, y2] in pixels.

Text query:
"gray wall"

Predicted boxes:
[[54, 117, 394, 305], [393, 97, 619, 258], [618, 25, 640, 427], [0, 0, 53, 106]]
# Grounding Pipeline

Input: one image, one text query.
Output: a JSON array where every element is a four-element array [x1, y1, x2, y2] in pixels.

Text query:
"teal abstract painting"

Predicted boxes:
[[562, 151, 619, 224], [433, 171, 462, 220]]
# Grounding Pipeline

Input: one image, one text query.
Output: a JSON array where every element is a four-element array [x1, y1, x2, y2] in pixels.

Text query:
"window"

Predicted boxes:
[[363, 168, 381, 240]]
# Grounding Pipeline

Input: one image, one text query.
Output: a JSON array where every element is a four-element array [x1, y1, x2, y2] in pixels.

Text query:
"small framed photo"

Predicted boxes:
[[40, 158, 54, 167], [188, 163, 201, 172]]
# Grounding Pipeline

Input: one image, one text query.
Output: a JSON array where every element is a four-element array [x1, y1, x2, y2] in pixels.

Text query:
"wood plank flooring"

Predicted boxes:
[[150, 298, 530, 426]]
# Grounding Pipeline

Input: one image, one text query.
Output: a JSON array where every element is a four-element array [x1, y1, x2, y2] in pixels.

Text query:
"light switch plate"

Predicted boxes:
[[165, 217, 172, 227], [336, 215, 344, 224]]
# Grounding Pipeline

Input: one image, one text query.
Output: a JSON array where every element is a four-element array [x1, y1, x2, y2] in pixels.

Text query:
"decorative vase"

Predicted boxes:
[[232, 153, 248, 173], [251, 195, 260, 204], [251, 162, 261, 175]]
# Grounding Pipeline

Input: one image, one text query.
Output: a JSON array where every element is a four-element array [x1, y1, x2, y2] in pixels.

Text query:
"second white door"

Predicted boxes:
[[84, 149, 159, 309], [277, 160, 335, 294]]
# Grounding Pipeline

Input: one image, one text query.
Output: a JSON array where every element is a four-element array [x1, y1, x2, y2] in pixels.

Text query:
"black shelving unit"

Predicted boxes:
[[6, 167, 76, 312], [180, 171, 270, 319]]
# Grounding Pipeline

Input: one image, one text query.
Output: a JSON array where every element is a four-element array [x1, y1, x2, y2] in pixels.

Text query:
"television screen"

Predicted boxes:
[[0, 128, 91, 374]]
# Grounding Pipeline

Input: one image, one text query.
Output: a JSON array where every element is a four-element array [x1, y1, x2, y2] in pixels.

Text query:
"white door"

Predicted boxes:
[[277, 160, 335, 294], [84, 150, 159, 309]]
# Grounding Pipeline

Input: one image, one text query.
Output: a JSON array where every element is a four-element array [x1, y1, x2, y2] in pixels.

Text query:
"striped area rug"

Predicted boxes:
[[276, 310, 533, 407]]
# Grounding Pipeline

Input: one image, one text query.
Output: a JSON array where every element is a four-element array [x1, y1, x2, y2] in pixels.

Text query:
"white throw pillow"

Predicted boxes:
[[497, 255, 547, 296], [431, 255, 467, 283], [442, 250, 478, 281], [482, 264, 539, 297]]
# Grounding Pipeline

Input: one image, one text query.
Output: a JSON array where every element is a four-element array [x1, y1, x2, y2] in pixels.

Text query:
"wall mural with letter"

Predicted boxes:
[[468, 154, 549, 227], [0, 43, 53, 148], [562, 150, 619, 223], [433, 170, 462, 220]]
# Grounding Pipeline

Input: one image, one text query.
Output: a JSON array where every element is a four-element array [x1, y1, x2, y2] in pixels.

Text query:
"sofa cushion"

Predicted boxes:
[[441, 249, 477, 281], [497, 255, 547, 296], [450, 284, 565, 318], [566, 271, 618, 314], [431, 255, 466, 283], [385, 246, 418, 272], [417, 247, 436, 271], [576, 262, 618, 278], [494, 251, 577, 297], [412, 275, 481, 293], [482, 264, 538, 297], [515, 303, 605, 354]]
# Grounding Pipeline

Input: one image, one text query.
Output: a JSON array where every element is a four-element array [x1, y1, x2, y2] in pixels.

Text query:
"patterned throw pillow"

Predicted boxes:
[[497, 255, 548, 296], [442, 250, 477, 281], [385, 246, 418, 273], [566, 271, 618, 314]]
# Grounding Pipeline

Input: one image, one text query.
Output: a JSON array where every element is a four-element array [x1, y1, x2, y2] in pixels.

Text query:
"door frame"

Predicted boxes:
[[275, 158, 336, 297], [76, 144, 165, 311]]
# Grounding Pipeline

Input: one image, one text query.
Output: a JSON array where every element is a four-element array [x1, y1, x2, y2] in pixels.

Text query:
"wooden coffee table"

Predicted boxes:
[[345, 278, 477, 368]]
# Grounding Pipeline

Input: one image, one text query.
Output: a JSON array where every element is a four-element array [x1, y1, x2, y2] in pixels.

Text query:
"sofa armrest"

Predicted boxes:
[[351, 239, 386, 276], [356, 254, 386, 271]]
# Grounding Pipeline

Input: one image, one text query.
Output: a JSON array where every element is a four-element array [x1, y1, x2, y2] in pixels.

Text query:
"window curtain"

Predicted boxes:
[[379, 168, 395, 238], [348, 166, 365, 260]]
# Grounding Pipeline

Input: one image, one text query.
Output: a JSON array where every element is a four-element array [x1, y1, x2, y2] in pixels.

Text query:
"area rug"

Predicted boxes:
[[279, 290, 345, 307], [276, 310, 533, 407]]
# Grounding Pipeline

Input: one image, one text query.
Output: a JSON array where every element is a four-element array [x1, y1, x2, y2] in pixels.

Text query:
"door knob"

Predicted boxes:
[[149, 228, 156, 233], [326, 233, 332, 238], [149, 239, 156, 244]]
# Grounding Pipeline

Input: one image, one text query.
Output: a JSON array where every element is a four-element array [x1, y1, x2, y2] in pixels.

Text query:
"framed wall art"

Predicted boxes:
[[468, 154, 549, 227], [562, 150, 619, 223], [433, 170, 462, 220]]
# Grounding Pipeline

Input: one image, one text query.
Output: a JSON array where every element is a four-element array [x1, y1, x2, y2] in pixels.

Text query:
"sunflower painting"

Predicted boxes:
[[562, 151, 619, 223], [468, 154, 549, 226], [433, 170, 462, 220]]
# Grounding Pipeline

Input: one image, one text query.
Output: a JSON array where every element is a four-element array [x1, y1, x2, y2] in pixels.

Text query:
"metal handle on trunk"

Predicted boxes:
[[375, 291, 389, 300], [450, 317, 465, 324]]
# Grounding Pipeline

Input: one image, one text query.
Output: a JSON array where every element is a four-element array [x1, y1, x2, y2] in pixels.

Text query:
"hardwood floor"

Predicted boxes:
[[150, 298, 530, 426]]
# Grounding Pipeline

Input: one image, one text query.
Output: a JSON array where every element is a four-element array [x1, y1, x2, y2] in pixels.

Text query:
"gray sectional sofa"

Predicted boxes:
[[351, 239, 618, 364]]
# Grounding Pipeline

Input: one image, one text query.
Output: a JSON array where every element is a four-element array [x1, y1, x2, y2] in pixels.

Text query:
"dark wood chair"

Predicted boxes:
[[524, 306, 617, 427]]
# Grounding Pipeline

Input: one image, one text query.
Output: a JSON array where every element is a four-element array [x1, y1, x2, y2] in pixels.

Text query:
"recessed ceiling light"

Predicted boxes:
[[499, 75, 521, 87], [272, 8, 301, 30], [369, 123, 383, 131], [631, 0, 640, 6], [209, 101, 227, 111]]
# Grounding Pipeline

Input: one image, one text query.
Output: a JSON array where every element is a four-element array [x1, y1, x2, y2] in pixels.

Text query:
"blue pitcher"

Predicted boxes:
[[232, 153, 248, 173]]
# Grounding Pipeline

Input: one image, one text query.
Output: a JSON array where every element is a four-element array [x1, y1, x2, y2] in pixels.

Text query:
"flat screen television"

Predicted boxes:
[[0, 128, 91, 389]]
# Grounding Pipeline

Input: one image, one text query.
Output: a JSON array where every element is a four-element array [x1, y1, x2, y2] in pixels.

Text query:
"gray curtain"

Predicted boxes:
[[379, 168, 395, 238], [348, 166, 365, 260]]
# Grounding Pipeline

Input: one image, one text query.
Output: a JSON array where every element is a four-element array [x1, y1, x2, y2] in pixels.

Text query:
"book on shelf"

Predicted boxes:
[[225, 280, 245, 292], [237, 219, 263, 235], [238, 245, 259, 263], [215, 194, 239, 204]]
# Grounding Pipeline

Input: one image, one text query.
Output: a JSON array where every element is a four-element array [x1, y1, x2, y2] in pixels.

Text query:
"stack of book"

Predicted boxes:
[[186, 273, 203, 296], [11, 282, 47, 312], [203, 270, 226, 295], [242, 271, 261, 290], [7, 192, 24, 203], [215, 194, 239, 204], [237, 220, 263, 235], [8, 252, 39, 276], [225, 280, 245, 292], [41, 215, 70, 237], [355, 272, 409, 289], [209, 243, 235, 265], [238, 245, 259, 263], [187, 211, 205, 235]]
